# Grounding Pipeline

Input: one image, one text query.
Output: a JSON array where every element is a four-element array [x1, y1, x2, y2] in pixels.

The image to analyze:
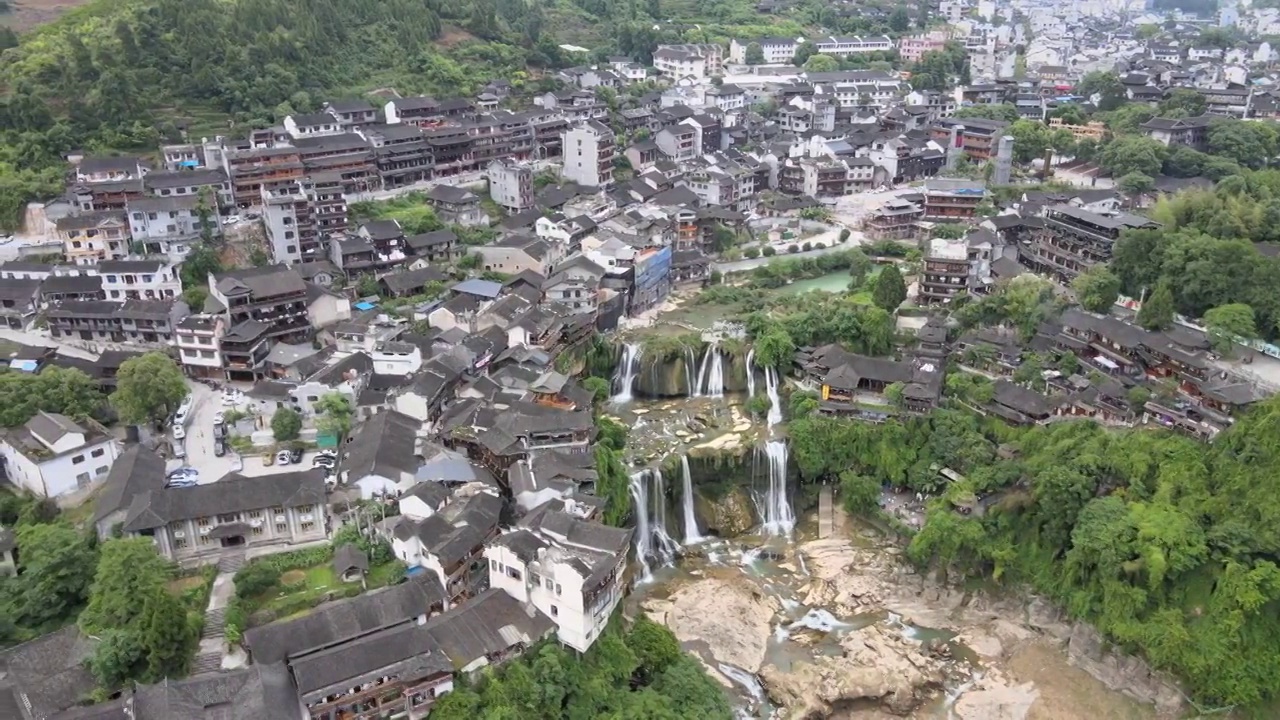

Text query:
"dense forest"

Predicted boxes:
[[787, 402, 1280, 709]]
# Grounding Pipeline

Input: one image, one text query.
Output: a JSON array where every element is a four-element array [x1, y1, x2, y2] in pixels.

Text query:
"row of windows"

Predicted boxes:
[[71, 448, 108, 464]]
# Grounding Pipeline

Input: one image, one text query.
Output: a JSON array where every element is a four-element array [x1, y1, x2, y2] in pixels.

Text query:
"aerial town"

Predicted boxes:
[[2, 0, 1280, 717]]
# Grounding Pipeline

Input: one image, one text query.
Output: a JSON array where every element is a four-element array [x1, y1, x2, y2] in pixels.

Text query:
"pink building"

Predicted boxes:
[[899, 31, 948, 63]]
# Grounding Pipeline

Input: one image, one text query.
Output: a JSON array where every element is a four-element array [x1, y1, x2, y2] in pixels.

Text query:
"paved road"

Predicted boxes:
[[0, 327, 98, 359]]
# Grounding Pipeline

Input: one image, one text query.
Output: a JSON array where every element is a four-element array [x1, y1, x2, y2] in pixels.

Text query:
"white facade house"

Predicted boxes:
[[561, 120, 616, 189], [0, 412, 120, 498], [175, 314, 226, 378], [652, 44, 724, 80], [812, 35, 894, 56], [99, 259, 182, 301], [484, 511, 631, 652], [728, 37, 799, 64]]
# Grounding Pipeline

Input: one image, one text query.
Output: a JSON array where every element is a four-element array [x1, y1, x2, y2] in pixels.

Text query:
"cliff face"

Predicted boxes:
[[629, 343, 755, 398]]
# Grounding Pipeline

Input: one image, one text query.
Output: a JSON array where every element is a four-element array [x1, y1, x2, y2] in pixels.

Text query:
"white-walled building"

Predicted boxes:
[[561, 120, 617, 189], [484, 509, 632, 652], [0, 412, 120, 498]]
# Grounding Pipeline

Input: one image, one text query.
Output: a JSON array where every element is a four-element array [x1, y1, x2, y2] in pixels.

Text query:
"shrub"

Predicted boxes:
[[709, 269, 723, 285], [787, 244, 799, 254], [814, 242, 825, 249], [743, 247, 760, 259], [802, 241, 813, 251], [839, 228, 851, 242], [762, 246, 777, 257], [234, 563, 282, 599], [251, 546, 334, 574]]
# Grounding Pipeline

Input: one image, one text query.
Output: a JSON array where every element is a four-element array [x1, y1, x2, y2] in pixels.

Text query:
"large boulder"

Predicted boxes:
[[760, 623, 945, 717], [698, 486, 757, 537], [652, 576, 777, 671], [1066, 623, 1185, 716]]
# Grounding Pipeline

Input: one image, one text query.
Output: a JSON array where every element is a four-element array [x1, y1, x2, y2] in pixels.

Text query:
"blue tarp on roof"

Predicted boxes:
[[353, 301, 377, 311], [9, 359, 37, 373]]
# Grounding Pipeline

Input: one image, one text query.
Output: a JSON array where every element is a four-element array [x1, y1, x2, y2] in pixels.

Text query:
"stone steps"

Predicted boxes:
[[191, 651, 223, 676], [202, 607, 226, 639]]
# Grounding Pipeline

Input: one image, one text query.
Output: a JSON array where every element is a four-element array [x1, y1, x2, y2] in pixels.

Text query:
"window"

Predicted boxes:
[[217, 513, 239, 523], [506, 566, 522, 581], [550, 605, 558, 617], [545, 577, 554, 590], [555, 583, 562, 596], [248, 510, 263, 519], [276, 520, 289, 534], [197, 517, 212, 528], [76, 472, 91, 488], [91, 448, 105, 458], [173, 535, 188, 549], [95, 466, 109, 476], [490, 559, 498, 571], [530, 571, 542, 587], [72, 455, 85, 465], [110, 290, 121, 299], [252, 524, 264, 536], [300, 521, 315, 533]]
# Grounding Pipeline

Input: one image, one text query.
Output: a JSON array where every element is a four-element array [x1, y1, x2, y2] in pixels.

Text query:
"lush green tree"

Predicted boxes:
[[89, 629, 146, 689], [1207, 120, 1279, 169], [839, 470, 881, 514], [1137, 281, 1175, 331], [314, 392, 354, 439], [888, 6, 910, 31], [179, 243, 224, 290], [0, 366, 103, 428], [1098, 135, 1168, 178], [1077, 71, 1127, 111], [13, 522, 97, 627], [596, 416, 627, 452], [752, 325, 795, 369], [139, 588, 192, 680], [871, 265, 907, 312], [1118, 171, 1154, 195], [803, 54, 839, 72], [1071, 266, 1121, 313], [271, 407, 302, 441], [80, 538, 172, 633], [233, 563, 282, 599], [648, 655, 733, 719], [110, 352, 188, 426], [627, 616, 682, 683], [1157, 88, 1207, 117], [743, 42, 764, 64], [1203, 303, 1257, 352], [582, 376, 611, 405], [594, 445, 632, 527], [1162, 146, 1206, 178], [953, 103, 1019, 123], [744, 393, 771, 419]]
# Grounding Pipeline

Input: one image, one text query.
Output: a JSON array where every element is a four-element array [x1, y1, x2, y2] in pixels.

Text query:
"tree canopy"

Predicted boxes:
[[110, 352, 188, 426]]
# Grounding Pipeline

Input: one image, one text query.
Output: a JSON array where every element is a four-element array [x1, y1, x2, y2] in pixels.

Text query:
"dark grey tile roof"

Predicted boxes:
[[244, 574, 448, 664], [342, 410, 420, 482], [0, 627, 99, 719], [122, 469, 327, 532], [92, 445, 166, 524], [421, 588, 555, 669], [289, 622, 452, 698], [131, 663, 298, 720]]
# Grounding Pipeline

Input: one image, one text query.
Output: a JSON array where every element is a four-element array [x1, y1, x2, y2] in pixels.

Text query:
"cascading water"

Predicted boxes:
[[761, 440, 795, 536], [764, 366, 783, 428], [612, 343, 641, 403], [630, 468, 679, 583], [745, 347, 756, 398], [693, 342, 725, 398], [684, 346, 698, 396], [629, 471, 654, 582], [680, 455, 703, 544]]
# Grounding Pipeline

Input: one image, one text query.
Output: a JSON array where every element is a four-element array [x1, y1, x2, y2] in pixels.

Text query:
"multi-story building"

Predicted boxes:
[[487, 158, 534, 212], [365, 123, 434, 189], [262, 178, 349, 264], [104, 466, 329, 563], [324, 99, 379, 127], [930, 117, 1010, 161], [485, 509, 632, 652], [425, 185, 489, 226], [652, 43, 724, 79], [813, 35, 894, 56], [0, 411, 119, 498], [919, 238, 971, 305], [561, 121, 616, 189], [728, 37, 800, 64], [1048, 117, 1109, 141], [98, 259, 182, 301], [1022, 205, 1158, 283], [1139, 115, 1214, 151], [654, 123, 701, 162], [144, 167, 232, 208], [208, 264, 311, 348], [126, 195, 216, 261], [329, 220, 408, 277], [224, 146, 305, 208], [56, 211, 130, 265], [899, 31, 948, 62], [0, 277, 41, 329], [922, 179, 987, 220], [46, 299, 181, 345], [791, 157, 876, 197], [175, 314, 226, 378], [72, 155, 148, 184]]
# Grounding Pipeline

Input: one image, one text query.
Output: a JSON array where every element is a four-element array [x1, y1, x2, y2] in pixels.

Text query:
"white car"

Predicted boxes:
[[172, 425, 186, 441], [222, 214, 241, 226], [221, 392, 243, 407], [275, 450, 293, 465], [213, 411, 225, 425], [173, 443, 186, 459]]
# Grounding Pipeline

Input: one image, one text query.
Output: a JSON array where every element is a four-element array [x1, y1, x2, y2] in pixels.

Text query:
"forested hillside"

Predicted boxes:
[[790, 403, 1280, 708]]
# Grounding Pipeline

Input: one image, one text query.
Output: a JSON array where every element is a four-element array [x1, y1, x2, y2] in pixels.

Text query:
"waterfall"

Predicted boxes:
[[630, 468, 679, 582], [684, 346, 698, 396], [680, 455, 703, 544], [745, 347, 756, 398], [612, 343, 640, 403], [629, 472, 653, 582], [693, 343, 725, 398], [764, 366, 783, 428], [761, 440, 794, 536]]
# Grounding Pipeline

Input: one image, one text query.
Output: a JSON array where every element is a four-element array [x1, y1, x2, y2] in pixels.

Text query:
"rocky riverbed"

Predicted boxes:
[[633, 511, 1182, 720]]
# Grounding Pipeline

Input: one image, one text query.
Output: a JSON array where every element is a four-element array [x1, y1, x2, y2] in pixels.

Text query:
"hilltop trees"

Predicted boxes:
[[110, 352, 188, 426]]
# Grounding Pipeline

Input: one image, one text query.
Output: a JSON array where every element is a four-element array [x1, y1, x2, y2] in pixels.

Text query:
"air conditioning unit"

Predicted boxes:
[[250, 518, 263, 528], [274, 515, 287, 524], [173, 530, 185, 538], [199, 526, 211, 535], [299, 513, 313, 523]]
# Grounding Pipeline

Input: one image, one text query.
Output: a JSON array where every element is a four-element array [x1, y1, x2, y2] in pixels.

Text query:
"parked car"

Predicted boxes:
[[262, 451, 275, 466], [289, 447, 303, 464], [173, 409, 188, 427], [165, 478, 197, 489], [214, 423, 228, 439], [172, 425, 186, 441], [213, 411, 225, 425], [173, 443, 186, 459], [222, 214, 241, 226], [167, 467, 198, 481], [275, 450, 292, 465], [312, 455, 336, 468], [214, 438, 226, 457]]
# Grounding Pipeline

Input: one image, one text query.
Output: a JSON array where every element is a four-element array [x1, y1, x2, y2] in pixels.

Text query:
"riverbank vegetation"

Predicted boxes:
[[430, 616, 732, 720], [788, 404, 1280, 709]]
